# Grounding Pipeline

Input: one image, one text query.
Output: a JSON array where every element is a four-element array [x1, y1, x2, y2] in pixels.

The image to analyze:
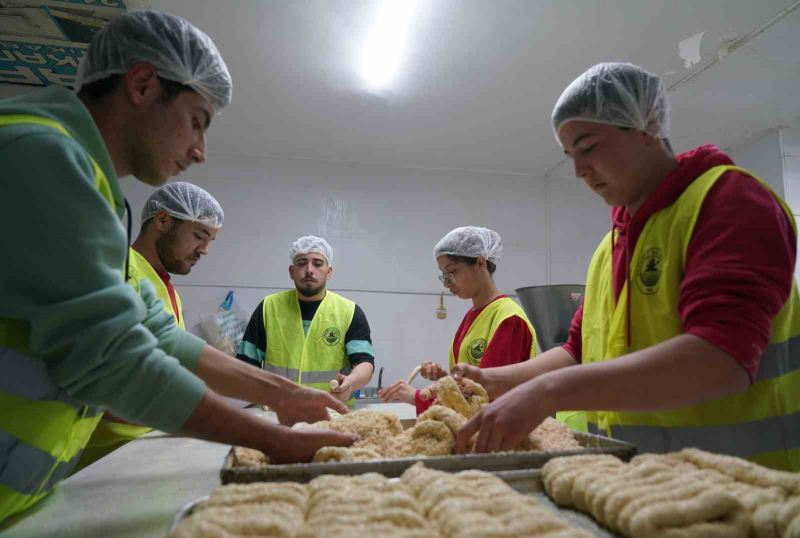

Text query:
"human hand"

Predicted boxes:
[[450, 363, 507, 400], [454, 378, 552, 453], [420, 361, 447, 380], [269, 427, 358, 464], [329, 373, 354, 402], [378, 380, 417, 405], [271, 385, 349, 426]]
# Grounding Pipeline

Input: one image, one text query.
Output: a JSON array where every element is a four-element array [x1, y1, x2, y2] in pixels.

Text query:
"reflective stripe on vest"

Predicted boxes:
[[263, 363, 341, 384], [582, 165, 800, 471], [448, 297, 538, 369], [264, 290, 356, 406], [0, 115, 115, 521], [127, 247, 185, 329]]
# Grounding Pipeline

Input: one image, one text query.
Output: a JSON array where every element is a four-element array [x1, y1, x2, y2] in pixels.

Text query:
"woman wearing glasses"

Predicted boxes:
[[379, 226, 538, 415]]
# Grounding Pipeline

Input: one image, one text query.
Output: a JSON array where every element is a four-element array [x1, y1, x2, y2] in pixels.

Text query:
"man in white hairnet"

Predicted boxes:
[[130, 182, 225, 322], [0, 11, 354, 523], [237, 236, 375, 407], [454, 62, 800, 471], [76, 182, 225, 470]]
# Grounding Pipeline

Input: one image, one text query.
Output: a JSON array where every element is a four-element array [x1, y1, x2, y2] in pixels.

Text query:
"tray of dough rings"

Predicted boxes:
[[169, 463, 619, 537], [223, 374, 637, 486], [178, 447, 800, 537], [220, 406, 636, 485]]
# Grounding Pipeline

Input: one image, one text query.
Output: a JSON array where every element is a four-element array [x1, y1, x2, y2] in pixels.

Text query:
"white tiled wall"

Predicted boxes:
[[781, 122, 800, 283], [120, 153, 608, 388], [782, 122, 800, 214], [734, 130, 785, 198], [733, 124, 800, 283]]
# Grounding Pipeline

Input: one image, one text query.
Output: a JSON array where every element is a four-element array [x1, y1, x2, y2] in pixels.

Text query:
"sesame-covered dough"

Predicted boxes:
[[429, 376, 488, 418], [539, 449, 800, 538], [230, 380, 580, 466], [311, 446, 382, 463], [401, 463, 593, 538], [230, 446, 268, 467], [171, 464, 598, 537]]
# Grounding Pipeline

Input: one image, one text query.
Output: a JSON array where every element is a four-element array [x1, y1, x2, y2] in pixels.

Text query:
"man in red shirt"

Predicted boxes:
[[77, 182, 227, 470], [454, 63, 800, 470], [129, 181, 223, 327]]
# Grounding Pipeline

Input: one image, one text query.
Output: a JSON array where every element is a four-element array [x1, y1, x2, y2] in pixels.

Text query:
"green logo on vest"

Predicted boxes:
[[322, 327, 341, 346], [468, 338, 487, 361], [637, 247, 663, 295]]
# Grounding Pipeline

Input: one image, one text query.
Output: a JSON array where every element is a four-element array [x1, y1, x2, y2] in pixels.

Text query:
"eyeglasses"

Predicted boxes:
[[438, 270, 456, 284]]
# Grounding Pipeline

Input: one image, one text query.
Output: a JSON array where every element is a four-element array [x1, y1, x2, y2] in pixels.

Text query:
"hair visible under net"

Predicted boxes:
[[551, 62, 669, 142], [75, 10, 232, 110], [141, 182, 224, 228], [291, 236, 333, 266], [434, 226, 502, 263]]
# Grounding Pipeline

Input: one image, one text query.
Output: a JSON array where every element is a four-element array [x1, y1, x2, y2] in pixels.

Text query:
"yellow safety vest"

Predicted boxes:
[[127, 248, 185, 329], [77, 248, 185, 471], [0, 115, 116, 521], [582, 165, 800, 471], [264, 290, 356, 407], [448, 296, 537, 368]]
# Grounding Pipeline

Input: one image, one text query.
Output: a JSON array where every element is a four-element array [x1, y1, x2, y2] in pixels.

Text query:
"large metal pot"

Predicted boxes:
[[515, 285, 585, 352]]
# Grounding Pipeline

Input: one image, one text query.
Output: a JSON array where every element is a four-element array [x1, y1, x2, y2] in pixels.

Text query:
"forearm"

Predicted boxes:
[[346, 361, 374, 390], [193, 345, 296, 407], [491, 346, 578, 393], [539, 334, 750, 412], [179, 388, 289, 454]]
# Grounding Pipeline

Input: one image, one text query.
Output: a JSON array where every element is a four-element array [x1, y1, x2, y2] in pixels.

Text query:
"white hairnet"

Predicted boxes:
[[434, 226, 502, 263], [291, 236, 333, 265], [551, 62, 669, 142], [75, 11, 232, 110], [142, 182, 224, 228]]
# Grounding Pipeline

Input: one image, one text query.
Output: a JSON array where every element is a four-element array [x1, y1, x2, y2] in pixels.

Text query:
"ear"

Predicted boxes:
[[639, 130, 660, 147], [122, 63, 161, 107], [325, 266, 334, 281], [288, 265, 295, 280], [476, 256, 487, 271], [153, 211, 173, 233]]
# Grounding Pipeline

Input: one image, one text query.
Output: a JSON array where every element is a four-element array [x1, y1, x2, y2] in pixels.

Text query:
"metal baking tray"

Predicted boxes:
[[169, 470, 619, 537], [167, 495, 208, 536], [495, 468, 619, 537], [220, 431, 635, 484]]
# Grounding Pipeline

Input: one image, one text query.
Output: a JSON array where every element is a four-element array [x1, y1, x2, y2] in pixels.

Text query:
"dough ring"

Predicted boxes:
[[409, 420, 455, 456], [417, 405, 466, 436], [433, 376, 472, 417], [312, 446, 354, 463], [407, 365, 422, 384]]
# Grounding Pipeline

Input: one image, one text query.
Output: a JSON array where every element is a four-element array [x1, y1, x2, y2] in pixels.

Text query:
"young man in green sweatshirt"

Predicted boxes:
[[0, 11, 355, 523]]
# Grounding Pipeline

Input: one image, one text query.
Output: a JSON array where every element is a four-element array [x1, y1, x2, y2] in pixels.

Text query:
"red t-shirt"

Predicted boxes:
[[415, 296, 533, 414], [562, 145, 796, 382], [155, 267, 181, 326]]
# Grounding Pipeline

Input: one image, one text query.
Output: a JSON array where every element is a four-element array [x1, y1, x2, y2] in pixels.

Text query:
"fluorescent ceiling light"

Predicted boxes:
[[359, 0, 417, 92]]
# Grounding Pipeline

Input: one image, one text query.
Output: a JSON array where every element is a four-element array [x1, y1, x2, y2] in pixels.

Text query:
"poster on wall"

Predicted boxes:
[[0, 0, 150, 88]]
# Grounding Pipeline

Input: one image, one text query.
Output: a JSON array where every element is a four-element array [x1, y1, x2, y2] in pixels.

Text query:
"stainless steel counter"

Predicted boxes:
[[0, 402, 416, 538]]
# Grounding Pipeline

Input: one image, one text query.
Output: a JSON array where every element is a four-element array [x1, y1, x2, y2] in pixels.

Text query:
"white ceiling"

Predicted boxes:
[[150, 0, 800, 176]]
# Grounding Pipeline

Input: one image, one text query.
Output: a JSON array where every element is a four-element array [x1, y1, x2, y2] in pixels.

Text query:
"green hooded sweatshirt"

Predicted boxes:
[[0, 85, 206, 433]]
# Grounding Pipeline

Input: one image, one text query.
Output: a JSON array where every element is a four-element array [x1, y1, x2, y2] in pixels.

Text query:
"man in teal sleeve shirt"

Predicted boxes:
[[0, 11, 355, 524]]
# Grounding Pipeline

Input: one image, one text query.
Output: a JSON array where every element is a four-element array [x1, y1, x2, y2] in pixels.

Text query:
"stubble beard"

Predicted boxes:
[[297, 282, 325, 297], [156, 225, 191, 275]]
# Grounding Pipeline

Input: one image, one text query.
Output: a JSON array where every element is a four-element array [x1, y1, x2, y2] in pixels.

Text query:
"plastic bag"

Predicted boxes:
[[200, 290, 247, 355]]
